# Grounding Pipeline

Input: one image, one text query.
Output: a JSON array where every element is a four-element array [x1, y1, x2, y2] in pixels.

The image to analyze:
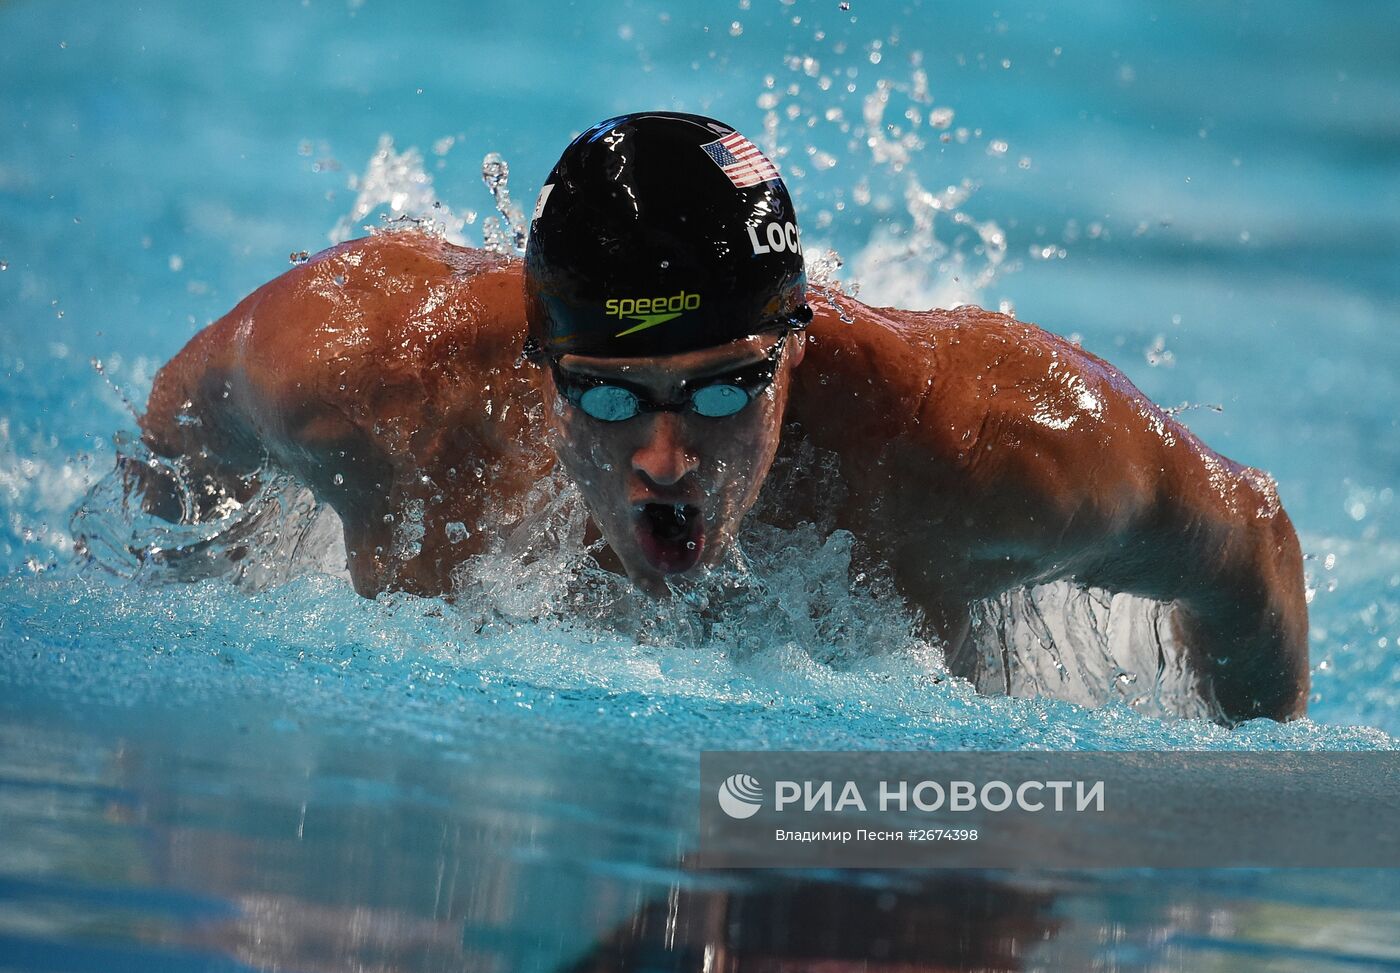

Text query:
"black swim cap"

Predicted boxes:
[[524, 111, 809, 360]]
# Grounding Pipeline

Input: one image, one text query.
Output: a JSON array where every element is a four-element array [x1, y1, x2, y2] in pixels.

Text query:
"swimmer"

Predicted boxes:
[[136, 111, 1308, 724]]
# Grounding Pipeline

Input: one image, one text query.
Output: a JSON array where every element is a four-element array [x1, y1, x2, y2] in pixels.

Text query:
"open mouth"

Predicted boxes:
[[634, 503, 705, 574]]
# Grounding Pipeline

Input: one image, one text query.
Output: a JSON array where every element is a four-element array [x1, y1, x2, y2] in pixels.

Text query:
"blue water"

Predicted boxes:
[[3, 0, 1400, 970]]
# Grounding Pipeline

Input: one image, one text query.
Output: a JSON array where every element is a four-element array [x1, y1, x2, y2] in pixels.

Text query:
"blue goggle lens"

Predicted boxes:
[[690, 383, 749, 417], [578, 385, 642, 422]]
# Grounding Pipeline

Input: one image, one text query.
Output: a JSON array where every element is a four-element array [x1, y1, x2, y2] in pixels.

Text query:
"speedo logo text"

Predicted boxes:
[[605, 291, 702, 318], [607, 291, 703, 337]]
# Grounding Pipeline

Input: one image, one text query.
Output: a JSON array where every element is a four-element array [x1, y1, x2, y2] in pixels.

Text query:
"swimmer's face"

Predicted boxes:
[[545, 332, 805, 595]]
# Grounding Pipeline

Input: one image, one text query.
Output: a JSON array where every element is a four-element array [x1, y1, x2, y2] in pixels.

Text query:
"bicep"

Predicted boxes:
[[993, 371, 1278, 607], [954, 356, 1198, 595], [138, 272, 369, 517]]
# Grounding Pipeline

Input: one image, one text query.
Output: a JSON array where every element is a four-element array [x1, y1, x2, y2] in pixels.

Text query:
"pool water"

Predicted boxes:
[[2, 0, 1399, 970]]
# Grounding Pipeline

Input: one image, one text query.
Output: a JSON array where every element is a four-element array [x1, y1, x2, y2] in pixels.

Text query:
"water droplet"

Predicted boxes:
[[332, 473, 344, 485], [1144, 335, 1174, 368]]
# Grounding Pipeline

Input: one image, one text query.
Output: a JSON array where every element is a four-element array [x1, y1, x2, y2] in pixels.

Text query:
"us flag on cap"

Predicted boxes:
[[700, 131, 780, 188]]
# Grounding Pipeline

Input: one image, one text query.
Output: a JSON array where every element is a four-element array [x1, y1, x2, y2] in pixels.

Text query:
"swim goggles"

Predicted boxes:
[[526, 312, 812, 422]]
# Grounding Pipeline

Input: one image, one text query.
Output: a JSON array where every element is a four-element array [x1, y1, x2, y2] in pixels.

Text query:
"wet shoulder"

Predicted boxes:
[[792, 300, 1019, 437], [792, 299, 1128, 463], [231, 234, 533, 452], [236, 233, 523, 374]]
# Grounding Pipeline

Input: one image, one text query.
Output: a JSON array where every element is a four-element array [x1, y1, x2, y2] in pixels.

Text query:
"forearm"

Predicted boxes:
[[1162, 504, 1310, 723], [1059, 443, 1310, 724], [138, 325, 265, 521]]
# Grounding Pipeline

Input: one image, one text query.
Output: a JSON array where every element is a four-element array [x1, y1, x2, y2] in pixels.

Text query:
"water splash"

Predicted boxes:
[[803, 246, 858, 322], [1164, 401, 1224, 418], [329, 135, 476, 244], [71, 434, 346, 592], [88, 355, 141, 422], [0, 421, 96, 571], [69, 424, 1232, 722], [62, 460, 1395, 745], [479, 152, 528, 256], [959, 585, 1216, 720], [328, 136, 530, 258], [758, 33, 1022, 311]]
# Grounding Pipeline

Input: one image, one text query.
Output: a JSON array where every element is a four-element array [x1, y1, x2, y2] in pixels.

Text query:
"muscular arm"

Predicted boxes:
[[1086, 457, 1309, 724], [138, 233, 549, 596], [797, 304, 1308, 724], [1024, 360, 1310, 724]]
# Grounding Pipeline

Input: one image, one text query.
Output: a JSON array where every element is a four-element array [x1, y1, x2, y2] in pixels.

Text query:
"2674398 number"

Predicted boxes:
[[908, 829, 979, 841]]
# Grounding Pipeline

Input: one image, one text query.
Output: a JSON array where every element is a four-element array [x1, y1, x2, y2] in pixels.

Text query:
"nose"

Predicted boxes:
[[631, 412, 698, 488]]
